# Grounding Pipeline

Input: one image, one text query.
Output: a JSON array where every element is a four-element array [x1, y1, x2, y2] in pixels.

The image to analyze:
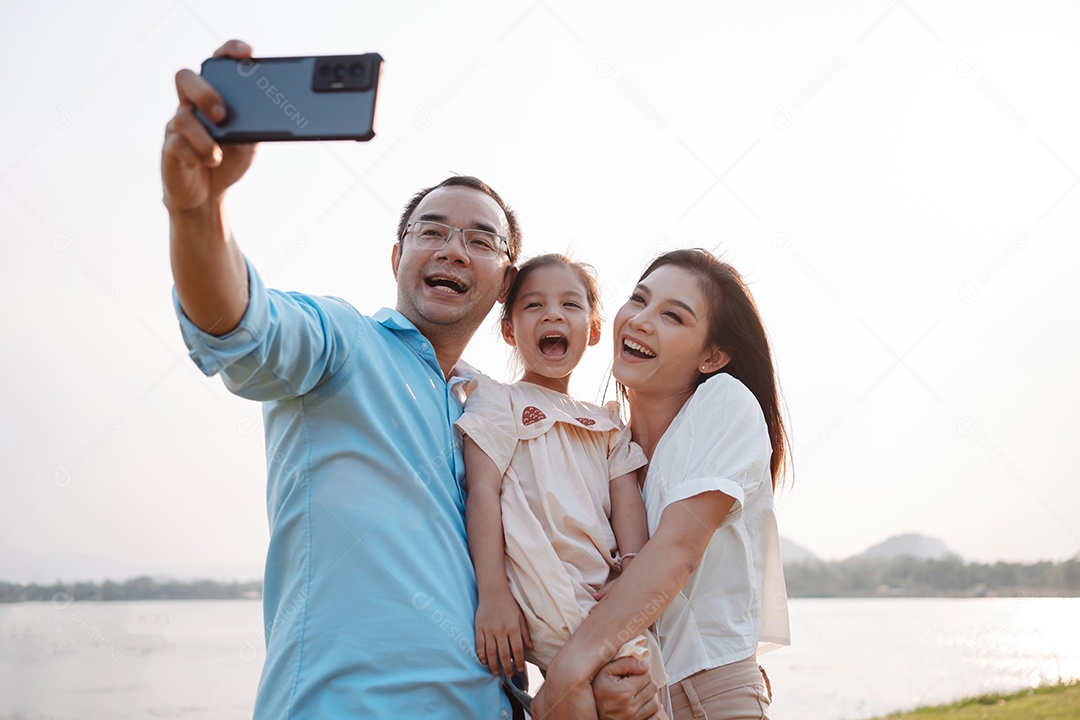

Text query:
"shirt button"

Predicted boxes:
[[501, 711, 509, 719], [420, 343, 430, 352]]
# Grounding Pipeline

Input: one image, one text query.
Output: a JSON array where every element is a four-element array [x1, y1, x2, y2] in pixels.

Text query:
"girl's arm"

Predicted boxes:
[[463, 436, 532, 675], [609, 472, 648, 572], [531, 490, 737, 720]]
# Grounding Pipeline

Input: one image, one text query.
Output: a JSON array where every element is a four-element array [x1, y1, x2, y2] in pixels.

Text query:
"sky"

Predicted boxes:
[[2, 0, 1078, 582]]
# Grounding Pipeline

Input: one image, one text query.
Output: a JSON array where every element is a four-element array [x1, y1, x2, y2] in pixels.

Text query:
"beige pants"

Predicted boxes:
[[668, 657, 772, 720]]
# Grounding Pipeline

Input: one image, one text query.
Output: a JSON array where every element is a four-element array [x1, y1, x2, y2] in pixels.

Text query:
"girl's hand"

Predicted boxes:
[[475, 593, 533, 675]]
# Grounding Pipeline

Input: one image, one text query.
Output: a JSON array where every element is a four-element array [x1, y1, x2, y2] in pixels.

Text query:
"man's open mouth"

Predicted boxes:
[[426, 275, 468, 294]]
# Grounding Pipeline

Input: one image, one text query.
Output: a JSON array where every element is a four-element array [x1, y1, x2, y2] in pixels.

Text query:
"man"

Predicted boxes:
[[163, 39, 662, 719]]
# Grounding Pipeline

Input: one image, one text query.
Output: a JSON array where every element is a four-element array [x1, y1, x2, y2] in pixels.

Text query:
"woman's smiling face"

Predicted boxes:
[[612, 264, 725, 396]]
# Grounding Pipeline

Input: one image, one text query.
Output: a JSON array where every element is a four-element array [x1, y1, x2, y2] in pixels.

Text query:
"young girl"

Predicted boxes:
[[457, 254, 666, 703]]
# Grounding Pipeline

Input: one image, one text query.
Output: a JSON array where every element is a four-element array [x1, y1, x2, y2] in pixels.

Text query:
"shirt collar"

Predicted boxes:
[[373, 308, 476, 390], [373, 307, 419, 333], [373, 308, 443, 375], [450, 359, 481, 383]]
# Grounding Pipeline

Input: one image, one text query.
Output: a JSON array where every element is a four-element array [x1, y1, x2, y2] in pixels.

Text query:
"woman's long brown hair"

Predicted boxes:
[[637, 249, 790, 489]]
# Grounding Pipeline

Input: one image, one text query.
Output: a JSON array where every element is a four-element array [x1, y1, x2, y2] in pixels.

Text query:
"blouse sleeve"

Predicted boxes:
[[606, 417, 649, 481], [454, 376, 519, 476], [656, 375, 772, 528]]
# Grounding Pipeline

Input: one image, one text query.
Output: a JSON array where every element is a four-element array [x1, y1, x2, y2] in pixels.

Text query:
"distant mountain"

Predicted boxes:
[[849, 533, 958, 562], [0, 543, 262, 585], [780, 537, 820, 565]]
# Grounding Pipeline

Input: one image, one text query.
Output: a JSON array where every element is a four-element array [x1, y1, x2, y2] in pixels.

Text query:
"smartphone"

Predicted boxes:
[[196, 54, 383, 143]]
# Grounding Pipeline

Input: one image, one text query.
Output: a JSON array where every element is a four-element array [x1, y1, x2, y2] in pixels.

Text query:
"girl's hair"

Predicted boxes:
[[637, 249, 789, 489], [500, 253, 602, 330]]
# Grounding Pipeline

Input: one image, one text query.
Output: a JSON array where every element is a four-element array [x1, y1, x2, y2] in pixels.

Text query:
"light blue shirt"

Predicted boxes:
[[174, 260, 510, 719]]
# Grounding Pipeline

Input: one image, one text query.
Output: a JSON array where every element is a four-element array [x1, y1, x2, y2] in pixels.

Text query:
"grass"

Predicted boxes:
[[867, 682, 1080, 719]]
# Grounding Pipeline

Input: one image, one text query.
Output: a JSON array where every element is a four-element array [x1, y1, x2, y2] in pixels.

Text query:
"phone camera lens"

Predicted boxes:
[[349, 62, 365, 78], [319, 63, 332, 78], [334, 63, 346, 80]]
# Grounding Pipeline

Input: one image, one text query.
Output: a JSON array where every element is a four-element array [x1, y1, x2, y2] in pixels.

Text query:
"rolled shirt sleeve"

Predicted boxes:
[[646, 374, 771, 532], [173, 257, 360, 402]]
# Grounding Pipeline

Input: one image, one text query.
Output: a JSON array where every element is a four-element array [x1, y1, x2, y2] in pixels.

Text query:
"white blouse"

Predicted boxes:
[[642, 373, 790, 684]]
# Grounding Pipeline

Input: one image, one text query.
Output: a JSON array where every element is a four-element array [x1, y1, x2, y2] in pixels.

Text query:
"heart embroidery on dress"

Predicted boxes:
[[522, 406, 547, 426], [575, 417, 596, 426]]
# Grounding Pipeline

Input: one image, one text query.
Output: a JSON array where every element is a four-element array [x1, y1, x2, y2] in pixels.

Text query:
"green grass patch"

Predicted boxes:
[[865, 682, 1080, 719]]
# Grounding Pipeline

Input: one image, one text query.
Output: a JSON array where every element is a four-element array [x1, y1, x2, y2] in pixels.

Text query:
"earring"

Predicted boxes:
[[700, 365, 708, 372]]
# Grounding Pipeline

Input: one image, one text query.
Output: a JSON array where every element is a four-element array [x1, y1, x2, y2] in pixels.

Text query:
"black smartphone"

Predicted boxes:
[[196, 54, 383, 143]]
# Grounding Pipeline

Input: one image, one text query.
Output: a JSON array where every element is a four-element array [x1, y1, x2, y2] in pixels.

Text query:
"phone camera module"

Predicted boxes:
[[312, 55, 374, 92]]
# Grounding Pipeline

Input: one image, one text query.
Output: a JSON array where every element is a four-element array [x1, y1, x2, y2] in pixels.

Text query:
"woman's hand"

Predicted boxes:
[[533, 656, 662, 720], [594, 657, 666, 720], [531, 670, 599, 720], [474, 592, 532, 675]]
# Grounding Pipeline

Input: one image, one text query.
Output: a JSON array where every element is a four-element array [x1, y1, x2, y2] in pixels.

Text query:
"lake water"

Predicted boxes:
[[1, 597, 1077, 719]]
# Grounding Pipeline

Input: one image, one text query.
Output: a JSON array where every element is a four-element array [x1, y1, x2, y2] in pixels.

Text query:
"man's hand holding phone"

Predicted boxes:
[[162, 40, 385, 337], [162, 40, 259, 338], [162, 39, 257, 214]]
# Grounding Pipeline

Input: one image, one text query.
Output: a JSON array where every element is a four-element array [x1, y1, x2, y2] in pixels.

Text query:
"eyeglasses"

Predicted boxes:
[[404, 221, 509, 260]]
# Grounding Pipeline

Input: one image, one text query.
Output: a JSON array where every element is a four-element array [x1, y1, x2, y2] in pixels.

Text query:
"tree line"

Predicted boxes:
[[784, 555, 1080, 597], [0, 576, 261, 603]]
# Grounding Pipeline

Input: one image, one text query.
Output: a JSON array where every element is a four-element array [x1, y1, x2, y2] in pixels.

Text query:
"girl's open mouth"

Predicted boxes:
[[538, 333, 569, 358]]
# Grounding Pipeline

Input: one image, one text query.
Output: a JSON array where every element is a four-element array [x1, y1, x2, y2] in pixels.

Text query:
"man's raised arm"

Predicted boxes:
[[162, 39, 257, 336]]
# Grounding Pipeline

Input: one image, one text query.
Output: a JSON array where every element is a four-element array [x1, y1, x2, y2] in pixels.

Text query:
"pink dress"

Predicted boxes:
[[457, 375, 663, 679]]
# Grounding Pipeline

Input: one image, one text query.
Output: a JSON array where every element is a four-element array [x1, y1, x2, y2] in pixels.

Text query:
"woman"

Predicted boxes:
[[533, 249, 791, 720]]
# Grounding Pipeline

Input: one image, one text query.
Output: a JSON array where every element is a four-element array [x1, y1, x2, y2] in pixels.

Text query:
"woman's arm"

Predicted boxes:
[[531, 490, 737, 720], [609, 472, 649, 571], [463, 437, 532, 675]]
